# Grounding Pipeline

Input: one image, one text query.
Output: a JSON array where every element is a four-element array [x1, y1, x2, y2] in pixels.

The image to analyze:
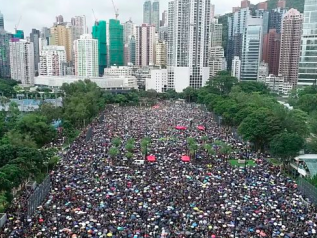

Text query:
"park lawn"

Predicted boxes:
[[229, 160, 256, 167]]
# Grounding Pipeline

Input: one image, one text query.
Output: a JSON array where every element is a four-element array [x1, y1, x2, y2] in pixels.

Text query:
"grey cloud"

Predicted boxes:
[[0, 0, 263, 35]]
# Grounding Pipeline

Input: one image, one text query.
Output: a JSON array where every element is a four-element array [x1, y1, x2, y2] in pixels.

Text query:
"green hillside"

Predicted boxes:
[[267, 0, 305, 12]]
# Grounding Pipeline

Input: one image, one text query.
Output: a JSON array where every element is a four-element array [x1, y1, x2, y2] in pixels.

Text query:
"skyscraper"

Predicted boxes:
[[30, 29, 40, 75], [50, 24, 73, 63], [161, 10, 167, 27], [109, 19, 124, 66], [209, 46, 227, 78], [56, 15, 64, 24], [123, 19, 135, 44], [135, 24, 156, 66], [262, 29, 281, 75], [9, 39, 35, 86], [143, 1, 152, 24], [0, 31, 12, 78], [39, 45, 66, 76], [168, 0, 212, 91], [268, 8, 288, 34], [0, 11, 4, 30], [279, 9, 303, 87], [298, 0, 317, 86], [227, 7, 251, 70], [210, 19, 223, 48], [152, 0, 160, 32], [14, 30, 24, 39], [129, 36, 136, 65], [71, 16, 87, 41], [241, 17, 263, 81], [92, 20, 107, 75], [74, 34, 99, 77], [231, 56, 241, 80], [156, 41, 167, 67]]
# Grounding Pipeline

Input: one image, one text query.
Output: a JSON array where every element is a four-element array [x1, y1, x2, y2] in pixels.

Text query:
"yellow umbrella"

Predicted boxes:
[[107, 233, 113, 237], [193, 207, 200, 211]]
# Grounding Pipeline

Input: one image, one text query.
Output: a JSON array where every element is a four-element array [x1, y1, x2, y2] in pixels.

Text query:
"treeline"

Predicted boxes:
[[181, 71, 311, 167]]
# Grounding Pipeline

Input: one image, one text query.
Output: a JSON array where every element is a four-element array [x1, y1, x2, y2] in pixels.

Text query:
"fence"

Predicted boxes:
[[297, 177, 317, 205], [0, 213, 7, 228], [27, 176, 51, 217]]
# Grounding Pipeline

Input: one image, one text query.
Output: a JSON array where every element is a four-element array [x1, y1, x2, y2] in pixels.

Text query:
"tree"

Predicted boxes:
[[296, 94, 317, 113], [125, 143, 134, 153], [238, 108, 283, 151], [284, 109, 309, 138], [15, 114, 57, 147], [109, 147, 119, 160], [206, 71, 238, 95], [183, 87, 198, 103], [112, 137, 122, 147], [238, 81, 270, 94], [270, 132, 304, 167], [38, 103, 62, 123], [2, 130, 37, 148]]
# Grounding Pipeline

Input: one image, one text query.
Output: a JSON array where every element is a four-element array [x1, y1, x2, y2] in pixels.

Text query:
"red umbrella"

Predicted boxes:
[[152, 105, 160, 109], [175, 126, 187, 130], [147, 155, 156, 162], [181, 156, 190, 162], [197, 125, 205, 131]]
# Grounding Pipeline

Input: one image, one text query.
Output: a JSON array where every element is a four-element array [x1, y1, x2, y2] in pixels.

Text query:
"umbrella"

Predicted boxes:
[[197, 125, 205, 131], [147, 155, 156, 162], [181, 156, 190, 162], [175, 126, 187, 130]]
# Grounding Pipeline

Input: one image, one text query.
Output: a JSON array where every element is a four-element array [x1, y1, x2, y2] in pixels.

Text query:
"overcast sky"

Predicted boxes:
[[0, 0, 263, 35]]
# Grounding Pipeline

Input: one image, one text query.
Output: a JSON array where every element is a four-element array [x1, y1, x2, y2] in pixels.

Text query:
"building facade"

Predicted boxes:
[[0, 31, 12, 78], [258, 61, 269, 81], [262, 29, 281, 75], [231, 56, 241, 80], [156, 41, 167, 67], [129, 36, 136, 65], [147, 69, 168, 93], [30, 29, 40, 75], [50, 24, 73, 63], [71, 15, 87, 41], [92, 20, 107, 75], [74, 34, 99, 77], [0, 11, 4, 30], [241, 17, 263, 81], [152, 0, 160, 32], [298, 0, 317, 86], [135, 24, 156, 67], [278, 9, 303, 87], [168, 0, 212, 91], [39, 45, 66, 76], [109, 19, 124, 66], [210, 19, 223, 48], [9, 39, 35, 86], [143, 0, 152, 24], [209, 46, 227, 78]]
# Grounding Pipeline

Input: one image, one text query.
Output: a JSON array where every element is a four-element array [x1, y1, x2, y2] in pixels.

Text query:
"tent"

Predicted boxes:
[[147, 155, 156, 162], [197, 125, 205, 131], [181, 156, 190, 162], [175, 126, 187, 130]]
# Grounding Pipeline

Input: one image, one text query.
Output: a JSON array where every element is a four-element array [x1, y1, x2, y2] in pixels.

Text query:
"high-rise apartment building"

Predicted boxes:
[[135, 24, 156, 66], [56, 15, 64, 24], [227, 7, 251, 70], [129, 36, 136, 65], [258, 61, 269, 81], [268, 8, 288, 34], [277, 0, 286, 8], [71, 15, 87, 41], [92, 20, 107, 75], [74, 34, 99, 77], [262, 29, 281, 75], [39, 45, 66, 76], [0, 31, 12, 78], [168, 0, 212, 91], [152, 0, 160, 32], [143, 0, 160, 32], [109, 19, 124, 66], [241, 17, 263, 81], [30, 29, 40, 75], [123, 19, 135, 44], [156, 41, 167, 67], [50, 24, 73, 63], [143, 1, 152, 24], [298, 0, 317, 86], [0, 11, 4, 30], [40, 27, 51, 50], [210, 19, 223, 48], [231, 56, 241, 80], [209, 46, 227, 78], [9, 39, 35, 86], [161, 10, 167, 27], [278, 9, 303, 87]]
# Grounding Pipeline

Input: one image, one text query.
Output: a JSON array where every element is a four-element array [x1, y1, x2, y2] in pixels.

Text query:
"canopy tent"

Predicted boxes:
[[147, 155, 156, 162], [175, 126, 187, 130], [181, 156, 190, 162], [197, 125, 205, 131]]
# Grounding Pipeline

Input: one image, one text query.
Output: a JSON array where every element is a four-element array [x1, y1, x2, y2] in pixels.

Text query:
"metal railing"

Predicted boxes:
[[27, 176, 51, 217], [297, 177, 317, 205]]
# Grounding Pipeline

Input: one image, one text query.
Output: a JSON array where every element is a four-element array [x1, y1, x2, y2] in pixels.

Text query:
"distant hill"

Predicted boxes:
[[267, 0, 305, 12]]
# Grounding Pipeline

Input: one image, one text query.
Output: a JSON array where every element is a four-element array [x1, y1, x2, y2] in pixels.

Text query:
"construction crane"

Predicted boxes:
[[92, 9, 98, 24], [111, 0, 119, 19], [15, 15, 22, 33]]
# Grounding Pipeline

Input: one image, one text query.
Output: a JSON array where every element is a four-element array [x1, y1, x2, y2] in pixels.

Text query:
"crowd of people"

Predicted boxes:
[[1, 102, 317, 238]]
